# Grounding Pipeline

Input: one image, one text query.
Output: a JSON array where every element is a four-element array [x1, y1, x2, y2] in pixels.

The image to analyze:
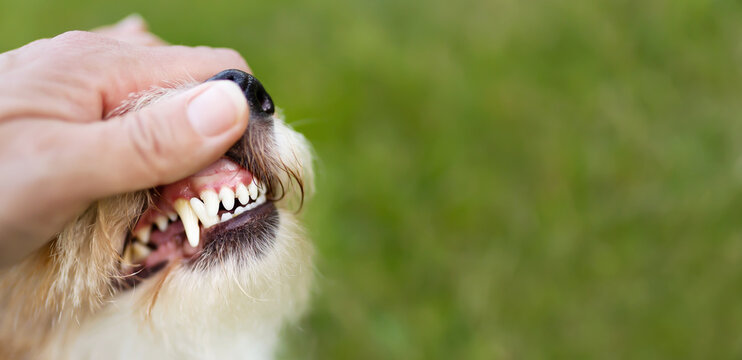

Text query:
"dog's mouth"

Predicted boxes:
[[117, 69, 293, 286], [120, 157, 273, 279]]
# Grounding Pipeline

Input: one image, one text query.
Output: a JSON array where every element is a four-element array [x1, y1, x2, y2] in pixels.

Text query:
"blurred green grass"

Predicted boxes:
[[4, 0, 742, 358]]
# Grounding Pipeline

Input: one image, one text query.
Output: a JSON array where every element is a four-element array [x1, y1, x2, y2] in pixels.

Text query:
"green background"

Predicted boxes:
[[2, 0, 742, 358]]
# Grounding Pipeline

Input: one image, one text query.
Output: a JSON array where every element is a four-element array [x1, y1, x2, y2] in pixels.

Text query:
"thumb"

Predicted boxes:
[[77, 80, 249, 197]]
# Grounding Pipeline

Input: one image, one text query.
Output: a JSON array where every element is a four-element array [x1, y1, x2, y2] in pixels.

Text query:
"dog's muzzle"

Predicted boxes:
[[119, 69, 291, 286]]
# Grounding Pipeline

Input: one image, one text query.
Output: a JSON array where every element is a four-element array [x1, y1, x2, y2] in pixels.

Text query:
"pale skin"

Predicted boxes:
[[0, 15, 251, 266]]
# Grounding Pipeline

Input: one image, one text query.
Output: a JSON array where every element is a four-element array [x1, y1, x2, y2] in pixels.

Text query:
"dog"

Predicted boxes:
[[0, 69, 314, 359]]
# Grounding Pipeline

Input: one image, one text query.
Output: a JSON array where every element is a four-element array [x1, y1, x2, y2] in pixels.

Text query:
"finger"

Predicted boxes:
[[92, 14, 167, 46], [46, 31, 251, 116], [56, 80, 249, 198], [102, 44, 251, 114], [0, 31, 251, 128]]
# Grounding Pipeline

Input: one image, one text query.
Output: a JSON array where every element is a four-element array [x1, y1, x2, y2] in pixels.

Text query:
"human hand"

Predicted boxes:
[[0, 16, 250, 265]]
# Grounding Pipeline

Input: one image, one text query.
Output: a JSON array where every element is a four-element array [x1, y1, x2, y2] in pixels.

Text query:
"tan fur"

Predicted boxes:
[[0, 192, 147, 359], [0, 83, 314, 360]]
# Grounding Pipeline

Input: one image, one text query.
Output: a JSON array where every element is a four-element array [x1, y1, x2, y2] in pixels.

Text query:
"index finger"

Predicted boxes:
[[101, 44, 251, 114], [50, 31, 251, 116]]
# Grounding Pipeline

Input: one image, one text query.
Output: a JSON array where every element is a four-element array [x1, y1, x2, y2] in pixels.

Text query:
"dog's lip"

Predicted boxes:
[[204, 200, 275, 235]]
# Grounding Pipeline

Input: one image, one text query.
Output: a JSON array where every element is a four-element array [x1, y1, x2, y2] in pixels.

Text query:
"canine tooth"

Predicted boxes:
[[200, 189, 220, 217], [248, 181, 258, 200], [135, 226, 151, 244], [236, 183, 249, 205], [174, 198, 200, 248], [190, 197, 217, 228], [131, 242, 152, 262], [154, 215, 168, 232], [167, 211, 177, 222], [220, 212, 232, 222], [219, 187, 235, 211]]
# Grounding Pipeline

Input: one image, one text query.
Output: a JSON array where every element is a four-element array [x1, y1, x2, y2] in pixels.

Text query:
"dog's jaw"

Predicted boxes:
[[0, 72, 314, 360]]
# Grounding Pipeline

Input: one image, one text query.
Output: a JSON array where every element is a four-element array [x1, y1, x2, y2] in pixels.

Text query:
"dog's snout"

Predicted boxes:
[[207, 69, 275, 117]]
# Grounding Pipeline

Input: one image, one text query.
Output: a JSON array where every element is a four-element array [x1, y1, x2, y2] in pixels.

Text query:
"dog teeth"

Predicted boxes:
[[154, 215, 169, 232], [137, 180, 268, 252], [236, 183, 250, 205], [131, 242, 152, 262], [200, 189, 220, 218], [233, 205, 247, 216], [190, 197, 217, 228], [219, 186, 235, 211], [174, 198, 200, 248], [135, 226, 151, 244], [248, 181, 258, 200], [245, 193, 267, 211]]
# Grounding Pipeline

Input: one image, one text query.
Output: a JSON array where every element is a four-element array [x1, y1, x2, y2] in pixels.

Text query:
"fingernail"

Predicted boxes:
[[187, 81, 248, 137]]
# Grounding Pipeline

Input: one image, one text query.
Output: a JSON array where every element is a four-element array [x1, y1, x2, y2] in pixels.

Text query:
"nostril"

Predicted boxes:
[[245, 75, 274, 116], [252, 84, 274, 115], [208, 69, 275, 116]]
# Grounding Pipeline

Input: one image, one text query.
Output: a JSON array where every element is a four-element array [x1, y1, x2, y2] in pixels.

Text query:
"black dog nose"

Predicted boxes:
[[207, 69, 275, 116]]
